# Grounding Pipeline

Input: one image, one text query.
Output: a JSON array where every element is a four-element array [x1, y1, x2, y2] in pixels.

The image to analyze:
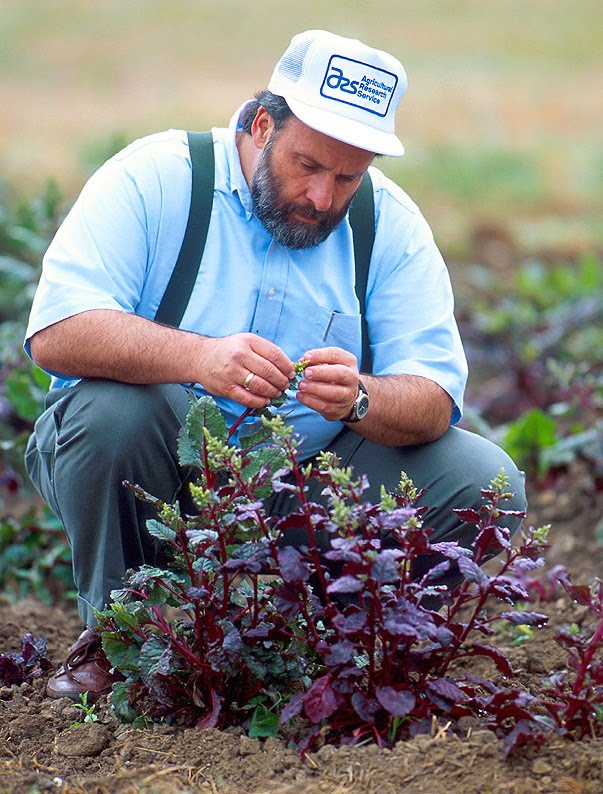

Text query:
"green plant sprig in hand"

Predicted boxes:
[[228, 358, 309, 439], [269, 358, 309, 409]]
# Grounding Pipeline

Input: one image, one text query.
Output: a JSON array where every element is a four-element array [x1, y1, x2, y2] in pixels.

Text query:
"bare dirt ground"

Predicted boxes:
[[1, 468, 603, 794]]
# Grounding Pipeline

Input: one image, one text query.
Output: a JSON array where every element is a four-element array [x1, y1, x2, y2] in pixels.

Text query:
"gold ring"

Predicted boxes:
[[243, 372, 254, 390]]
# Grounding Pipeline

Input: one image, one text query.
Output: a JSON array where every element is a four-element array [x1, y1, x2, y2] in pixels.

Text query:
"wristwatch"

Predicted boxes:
[[344, 380, 369, 423]]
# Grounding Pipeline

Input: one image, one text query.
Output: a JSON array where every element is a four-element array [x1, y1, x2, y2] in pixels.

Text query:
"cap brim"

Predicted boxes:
[[286, 95, 404, 157]]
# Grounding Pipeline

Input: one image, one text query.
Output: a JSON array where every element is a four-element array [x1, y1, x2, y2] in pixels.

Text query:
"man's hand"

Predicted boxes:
[[196, 333, 295, 410], [296, 347, 360, 421]]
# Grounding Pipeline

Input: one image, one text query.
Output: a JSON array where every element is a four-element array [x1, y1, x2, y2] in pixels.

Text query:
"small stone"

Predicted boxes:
[[526, 654, 548, 674], [263, 736, 283, 753], [532, 759, 553, 775], [61, 706, 81, 723], [239, 735, 260, 756], [316, 744, 337, 758], [457, 716, 480, 733]]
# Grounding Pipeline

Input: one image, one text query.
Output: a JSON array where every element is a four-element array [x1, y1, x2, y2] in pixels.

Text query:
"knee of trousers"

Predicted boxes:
[[417, 427, 528, 540], [56, 380, 190, 468], [348, 427, 526, 511], [449, 429, 527, 514]]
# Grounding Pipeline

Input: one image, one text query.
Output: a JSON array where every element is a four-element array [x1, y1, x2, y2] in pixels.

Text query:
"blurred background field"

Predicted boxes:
[[1, 0, 602, 259]]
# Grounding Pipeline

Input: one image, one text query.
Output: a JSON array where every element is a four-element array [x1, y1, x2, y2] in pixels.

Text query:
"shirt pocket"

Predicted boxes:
[[308, 305, 362, 361]]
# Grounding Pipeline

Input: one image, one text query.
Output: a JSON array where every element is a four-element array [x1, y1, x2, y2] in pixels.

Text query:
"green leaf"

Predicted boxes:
[[5, 366, 50, 421], [177, 428, 202, 468], [249, 704, 280, 738], [146, 519, 177, 544], [110, 681, 147, 726], [242, 447, 286, 495], [187, 394, 228, 444], [239, 423, 273, 450], [139, 636, 169, 681], [99, 602, 144, 631], [178, 394, 228, 469], [101, 633, 142, 671], [577, 252, 602, 293], [502, 408, 558, 477]]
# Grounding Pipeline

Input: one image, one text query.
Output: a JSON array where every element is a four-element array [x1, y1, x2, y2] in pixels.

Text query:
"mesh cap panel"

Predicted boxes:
[[276, 38, 312, 82]]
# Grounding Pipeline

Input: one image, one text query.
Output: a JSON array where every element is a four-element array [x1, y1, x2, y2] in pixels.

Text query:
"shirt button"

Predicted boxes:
[[268, 287, 276, 297]]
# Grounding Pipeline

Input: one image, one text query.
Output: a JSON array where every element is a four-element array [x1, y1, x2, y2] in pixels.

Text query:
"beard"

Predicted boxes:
[[251, 137, 355, 250]]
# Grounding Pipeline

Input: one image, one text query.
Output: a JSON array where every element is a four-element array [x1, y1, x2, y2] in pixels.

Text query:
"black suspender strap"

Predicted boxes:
[[153, 131, 215, 327], [154, 131, 374, 375], [349, 171, 375, 374]]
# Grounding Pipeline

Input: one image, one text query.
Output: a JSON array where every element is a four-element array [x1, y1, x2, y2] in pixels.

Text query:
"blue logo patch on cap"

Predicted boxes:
[[320, 55, 398, 117]]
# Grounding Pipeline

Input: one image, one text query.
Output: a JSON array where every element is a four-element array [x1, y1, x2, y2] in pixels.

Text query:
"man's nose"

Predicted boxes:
[[306, 176, 334, 212]]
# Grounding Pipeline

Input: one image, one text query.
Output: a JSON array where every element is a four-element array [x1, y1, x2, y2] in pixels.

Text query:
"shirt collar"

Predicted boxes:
[[226, 100, 254, 219]]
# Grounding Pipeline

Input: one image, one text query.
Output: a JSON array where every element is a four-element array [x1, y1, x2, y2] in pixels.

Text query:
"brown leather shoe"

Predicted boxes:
[[46, 628, 124, 702]]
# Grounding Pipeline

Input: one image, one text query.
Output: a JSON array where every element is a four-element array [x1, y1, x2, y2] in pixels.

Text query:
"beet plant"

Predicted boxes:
[[96, 391, 603, 755], [0, 632, 53, 686]]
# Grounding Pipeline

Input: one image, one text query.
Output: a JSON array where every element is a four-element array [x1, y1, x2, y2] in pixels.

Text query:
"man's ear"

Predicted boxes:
[[250, 107, 274, 150]]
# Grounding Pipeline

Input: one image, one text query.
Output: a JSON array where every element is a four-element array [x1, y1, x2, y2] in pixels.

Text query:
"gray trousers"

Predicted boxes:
[[25, 379, 526, 626]]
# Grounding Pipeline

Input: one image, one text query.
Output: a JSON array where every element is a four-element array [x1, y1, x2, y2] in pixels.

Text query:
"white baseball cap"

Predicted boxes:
[[268, 30, 407, 157]]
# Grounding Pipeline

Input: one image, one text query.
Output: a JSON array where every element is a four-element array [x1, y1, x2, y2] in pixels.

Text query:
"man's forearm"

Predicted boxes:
[[29, 310, 209, 384], [28, 309, 295, 410], [353, 373, 453, 447]]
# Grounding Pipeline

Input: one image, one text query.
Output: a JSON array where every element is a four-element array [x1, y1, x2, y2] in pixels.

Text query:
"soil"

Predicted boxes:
[[1, 466, 603, 794]]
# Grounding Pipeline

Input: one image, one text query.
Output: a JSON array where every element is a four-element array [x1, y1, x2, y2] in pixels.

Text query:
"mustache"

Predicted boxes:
[[281, 202, 339, 224]]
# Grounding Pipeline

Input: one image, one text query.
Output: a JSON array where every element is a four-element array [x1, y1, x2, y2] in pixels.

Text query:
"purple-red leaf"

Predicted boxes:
[[500, 611, 548, 627], [351, 691, 381, 722], [274, 582, 303, 620], [327, 575, 364, 594], [562, 582, 594, 607], [333, 610, 367, 635], [376, 686, 416, 717], [458, 555, 489, 585], [324, 640, 355, 667], [280, 693, 304, 725], [372, 550, 401, 584], [428, 678, 466, 704], [278, 546, 311, 583], [303, 676, 342, 723], [198, 688, 222, 729], [468, 643, 514, 678], [452, 508, 482, 524]]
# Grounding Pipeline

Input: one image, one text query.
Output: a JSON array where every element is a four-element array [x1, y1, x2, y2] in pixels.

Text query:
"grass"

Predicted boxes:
[[0, 0, 601, 256]]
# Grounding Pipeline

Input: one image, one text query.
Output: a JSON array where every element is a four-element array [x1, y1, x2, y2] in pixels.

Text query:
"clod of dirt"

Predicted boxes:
[[55, 723, 111, 757]]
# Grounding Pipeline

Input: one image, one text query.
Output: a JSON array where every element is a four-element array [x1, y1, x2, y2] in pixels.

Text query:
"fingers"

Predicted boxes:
[[297, 347, 360, 422], [302, 347, 358, 368], [197, 334, 295, 407]]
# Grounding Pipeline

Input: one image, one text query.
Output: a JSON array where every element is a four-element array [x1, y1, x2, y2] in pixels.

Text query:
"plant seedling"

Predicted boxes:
[[71, 691, 99, 725]]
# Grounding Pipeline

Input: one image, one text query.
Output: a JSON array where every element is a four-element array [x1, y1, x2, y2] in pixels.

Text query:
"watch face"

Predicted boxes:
[[356, 394, 369, 419]]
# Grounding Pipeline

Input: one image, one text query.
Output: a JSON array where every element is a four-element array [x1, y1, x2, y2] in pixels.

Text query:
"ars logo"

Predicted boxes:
[[325, 66, 360, 95], [320, 55, 397, 117]]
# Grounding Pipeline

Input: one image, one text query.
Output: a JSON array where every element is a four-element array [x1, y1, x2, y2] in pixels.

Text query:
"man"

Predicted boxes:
[[25, 30, 526, 701]]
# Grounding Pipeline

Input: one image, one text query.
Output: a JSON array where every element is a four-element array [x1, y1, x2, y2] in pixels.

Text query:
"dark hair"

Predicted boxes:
[[239, 90, 293, 134]]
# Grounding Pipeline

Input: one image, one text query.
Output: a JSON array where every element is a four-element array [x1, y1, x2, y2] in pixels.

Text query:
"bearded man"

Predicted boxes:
[[24, 30, 526, 700]]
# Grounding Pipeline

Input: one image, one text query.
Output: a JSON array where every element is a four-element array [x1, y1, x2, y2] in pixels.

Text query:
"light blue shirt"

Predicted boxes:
[[26, 103, 467, 458]]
